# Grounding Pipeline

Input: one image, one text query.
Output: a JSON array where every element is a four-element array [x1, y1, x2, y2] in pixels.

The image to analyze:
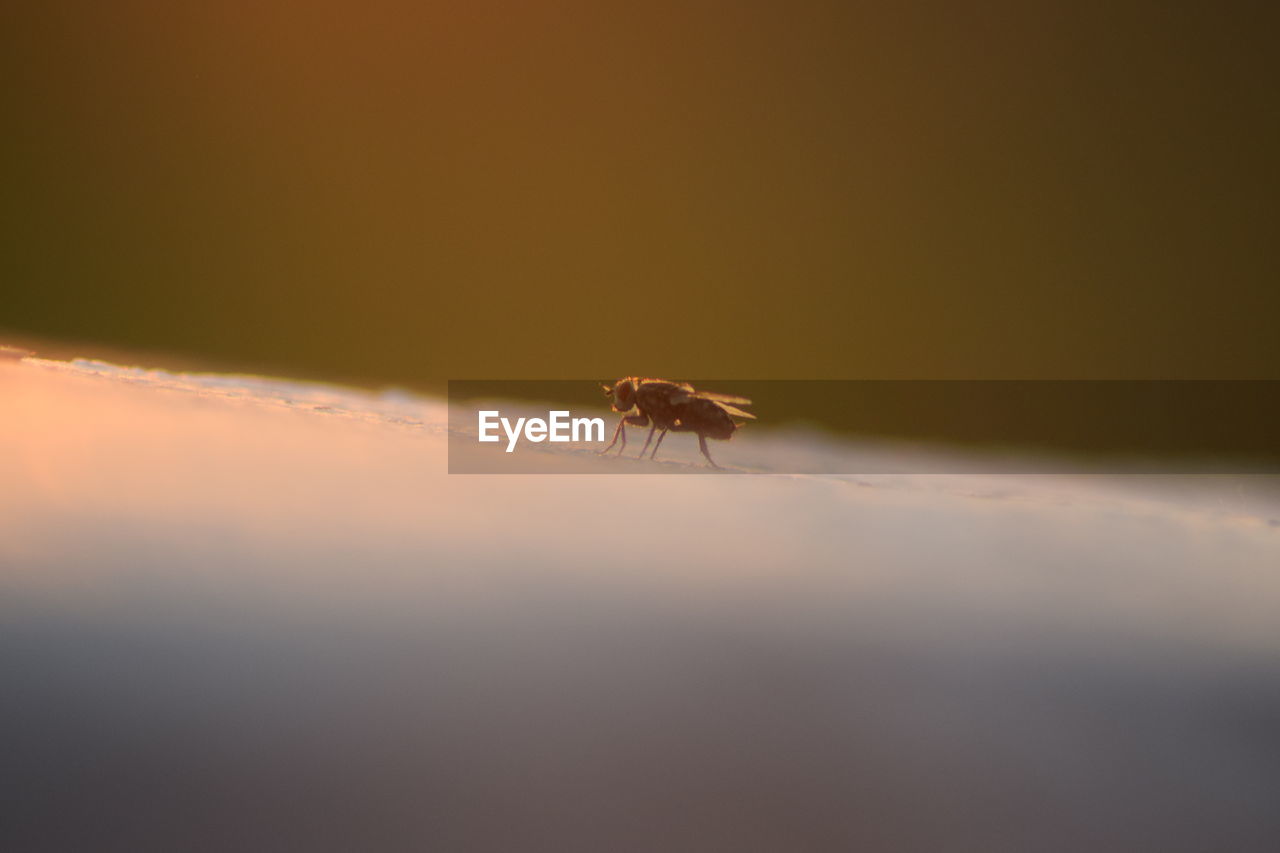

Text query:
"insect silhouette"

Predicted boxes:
[[600, 377, 755, 468]]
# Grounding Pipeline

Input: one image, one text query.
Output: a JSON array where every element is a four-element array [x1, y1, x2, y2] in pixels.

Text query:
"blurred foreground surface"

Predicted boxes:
[[3, 356, 1280, 851]]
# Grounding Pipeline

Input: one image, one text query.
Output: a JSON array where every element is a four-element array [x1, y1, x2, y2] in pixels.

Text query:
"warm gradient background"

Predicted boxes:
[[3, 1, 1277, 383]]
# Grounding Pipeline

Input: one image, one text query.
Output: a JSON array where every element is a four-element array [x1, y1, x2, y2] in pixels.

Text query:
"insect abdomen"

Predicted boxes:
[[673, 398, 738, 440]]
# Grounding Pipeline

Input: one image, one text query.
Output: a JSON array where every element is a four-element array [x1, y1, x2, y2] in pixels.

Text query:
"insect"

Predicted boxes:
[[600, 377, 755, 468]]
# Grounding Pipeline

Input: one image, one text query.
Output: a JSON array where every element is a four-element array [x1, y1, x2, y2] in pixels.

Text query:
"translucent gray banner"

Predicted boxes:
[[448, 380, 1280, 474]]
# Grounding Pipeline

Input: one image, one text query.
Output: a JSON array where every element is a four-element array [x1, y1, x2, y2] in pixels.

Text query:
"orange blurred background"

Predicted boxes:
[[2, 1, 1277, 383]]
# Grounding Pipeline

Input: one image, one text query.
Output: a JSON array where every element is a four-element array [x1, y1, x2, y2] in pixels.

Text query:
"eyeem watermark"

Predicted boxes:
[[478, 410, 605, 452], [450, 379, 1280, 474]]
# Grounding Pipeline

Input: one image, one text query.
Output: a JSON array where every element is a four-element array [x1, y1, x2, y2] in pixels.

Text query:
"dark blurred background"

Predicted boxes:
[[2, 1, 1277, 384]]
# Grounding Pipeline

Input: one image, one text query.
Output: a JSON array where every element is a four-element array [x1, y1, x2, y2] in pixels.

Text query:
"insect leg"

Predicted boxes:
[[600, 415, 626, 455], [618, 413, 648, 454], [648, 429, 668, 460], [698, 434, 722, 469], [638, 423, 658, 458]]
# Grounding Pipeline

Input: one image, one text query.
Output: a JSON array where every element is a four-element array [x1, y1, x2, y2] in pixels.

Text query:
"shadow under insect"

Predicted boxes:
[[601, 378, 756, 468]]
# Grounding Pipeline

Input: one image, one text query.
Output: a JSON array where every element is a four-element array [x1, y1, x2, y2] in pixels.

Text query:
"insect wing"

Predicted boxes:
[[715, 402, 756, 420], [694, 391, 752, 406]]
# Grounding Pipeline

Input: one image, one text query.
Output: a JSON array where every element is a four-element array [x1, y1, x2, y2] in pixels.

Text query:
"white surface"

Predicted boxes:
[[3, 355, 1280, 850]]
